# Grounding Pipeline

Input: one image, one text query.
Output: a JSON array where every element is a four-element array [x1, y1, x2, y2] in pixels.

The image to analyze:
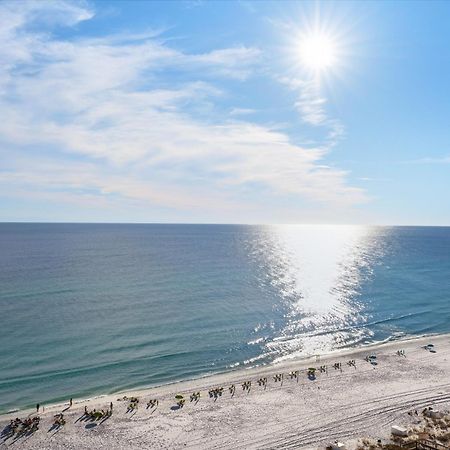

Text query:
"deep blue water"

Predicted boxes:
[[0, 224, 449, 413]]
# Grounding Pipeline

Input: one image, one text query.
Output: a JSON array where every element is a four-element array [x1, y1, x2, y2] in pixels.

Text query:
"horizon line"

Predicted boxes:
[[0, 221, 449, 227]]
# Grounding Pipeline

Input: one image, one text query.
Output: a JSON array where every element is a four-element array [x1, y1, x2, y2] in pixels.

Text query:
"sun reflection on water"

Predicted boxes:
[[247, 225, 389, 362]]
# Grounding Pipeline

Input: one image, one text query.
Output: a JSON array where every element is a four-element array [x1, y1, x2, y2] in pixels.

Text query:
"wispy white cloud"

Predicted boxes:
[[229, 108, 256, 116], [187, 47, 262, 80], [0, 0, 367, 221], [290, 78, 328, 126], [277, 76, 345, 148]]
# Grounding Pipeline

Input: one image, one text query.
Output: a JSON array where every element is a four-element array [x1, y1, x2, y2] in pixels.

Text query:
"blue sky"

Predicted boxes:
[[1, 0, 449, 224]]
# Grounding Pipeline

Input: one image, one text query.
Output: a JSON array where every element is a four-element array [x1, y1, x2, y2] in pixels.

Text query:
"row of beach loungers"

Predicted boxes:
[[160, 351, 412, 408], [117, 353, 400, 411]]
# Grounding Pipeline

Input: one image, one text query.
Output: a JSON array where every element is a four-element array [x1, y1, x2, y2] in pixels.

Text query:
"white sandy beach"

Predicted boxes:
[[2, 333, 450, 449]]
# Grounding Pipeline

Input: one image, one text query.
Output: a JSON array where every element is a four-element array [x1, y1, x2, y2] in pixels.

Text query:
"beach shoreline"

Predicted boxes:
[[2, 331, 444, 419], [2, 332, 450, 449]]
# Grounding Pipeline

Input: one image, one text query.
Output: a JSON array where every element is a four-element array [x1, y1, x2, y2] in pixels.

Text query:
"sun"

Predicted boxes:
[[298, 32, 337, 72]]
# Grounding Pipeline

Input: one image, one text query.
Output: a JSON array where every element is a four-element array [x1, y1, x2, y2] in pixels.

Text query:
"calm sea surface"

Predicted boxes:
[[0, 224, 449, 413]]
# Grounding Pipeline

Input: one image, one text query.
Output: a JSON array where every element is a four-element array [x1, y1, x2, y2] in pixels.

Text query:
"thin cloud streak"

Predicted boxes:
[[277, 76, 345, 148], [404, 156, 450, 165]]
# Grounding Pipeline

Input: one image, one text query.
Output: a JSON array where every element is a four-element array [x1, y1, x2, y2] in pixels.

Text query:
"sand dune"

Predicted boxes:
[[2, 333, 450, 449]]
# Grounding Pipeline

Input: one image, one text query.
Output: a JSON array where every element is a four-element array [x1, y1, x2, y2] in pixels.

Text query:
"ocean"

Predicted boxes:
[[0, 224, 449, 414]]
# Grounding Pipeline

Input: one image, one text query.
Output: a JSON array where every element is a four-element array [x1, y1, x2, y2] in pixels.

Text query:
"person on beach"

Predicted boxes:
[[110, 401, 113, 411], [85, 406, 88, 414], [70, 398, 73, 407], [36, 403, 39, 412]]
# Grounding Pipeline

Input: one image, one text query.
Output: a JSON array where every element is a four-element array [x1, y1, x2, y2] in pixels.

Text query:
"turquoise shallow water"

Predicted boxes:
[[0, 224, 449, 414]]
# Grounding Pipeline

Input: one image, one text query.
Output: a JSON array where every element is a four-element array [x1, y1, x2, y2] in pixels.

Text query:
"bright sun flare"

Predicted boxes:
[[299, 33, 337, 71]]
